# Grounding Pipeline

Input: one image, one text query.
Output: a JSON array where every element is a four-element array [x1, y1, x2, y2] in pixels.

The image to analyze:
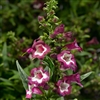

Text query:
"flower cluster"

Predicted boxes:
[[55, 73, 83, 96], [26, 66, 50, 98], [25, 23, 83, 98], [24, 0, 83, 99]]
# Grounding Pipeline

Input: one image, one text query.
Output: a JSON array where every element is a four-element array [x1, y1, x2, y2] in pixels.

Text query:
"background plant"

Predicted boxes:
[[0, 0, 100, 100]]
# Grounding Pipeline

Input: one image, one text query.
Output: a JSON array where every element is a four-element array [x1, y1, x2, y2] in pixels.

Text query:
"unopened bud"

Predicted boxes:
[[50, 10, 55, 15], [53, 16, 59, 22], [38, 16, 44, 22]]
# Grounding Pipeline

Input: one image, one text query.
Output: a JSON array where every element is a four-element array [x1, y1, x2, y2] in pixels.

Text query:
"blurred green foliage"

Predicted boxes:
[[0, 0, 100, 100]]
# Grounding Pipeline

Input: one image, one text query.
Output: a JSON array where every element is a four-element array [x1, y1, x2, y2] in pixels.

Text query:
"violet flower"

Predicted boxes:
[[87, 37, 99, 45], [55, 73, 83, 96], [26, 84, 42, 99], [63, 32, 73, 41], [26, 48, 33, 54], [66, 40, 82, 51], [38, 16, 44, 22], [55, 79, 71, 96], [32, 87, 42, 94], [28, 66, 50, 85], [50, 24, 65, 38], [57, 50, 77, 71], [32, 0, 44, 10], [26, 84, 32, 99], [63, 73, 83, 87], [32, 39, 50, 59]]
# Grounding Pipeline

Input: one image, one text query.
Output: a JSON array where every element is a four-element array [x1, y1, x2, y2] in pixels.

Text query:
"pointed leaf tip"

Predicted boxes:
[[16, 60, 28, 90], [81, 71, 93, 81]]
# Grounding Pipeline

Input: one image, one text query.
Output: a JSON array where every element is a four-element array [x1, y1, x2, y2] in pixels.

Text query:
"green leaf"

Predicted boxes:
[[0, 78, 13, 86], [2, 42, 8, 67], [76, 51, 91, 56], [57, 97, 64, 100], [16, 25, 25, 35], [44, 56, 55, 78], [16, 60, 28, 90], [81, 72, 93, 81]]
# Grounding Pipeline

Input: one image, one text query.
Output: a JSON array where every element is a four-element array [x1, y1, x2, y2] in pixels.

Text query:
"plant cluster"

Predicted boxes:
[[16, 0, 92, 99]]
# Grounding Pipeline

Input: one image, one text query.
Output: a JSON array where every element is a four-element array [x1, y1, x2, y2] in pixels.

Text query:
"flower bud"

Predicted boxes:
[[38, 16, 44, 22]]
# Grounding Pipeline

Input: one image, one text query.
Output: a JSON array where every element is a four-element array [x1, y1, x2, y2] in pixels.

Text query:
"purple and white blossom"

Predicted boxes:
[[55, 73, 83, 96], [28, 66, 50, 85], [26, 84, 32, 99], [26, 84, 42, 99], [57, 50, 77, 71], [55, 79, 71, 96], [63, 73, 83, 87], [32, 39, 50, 59]]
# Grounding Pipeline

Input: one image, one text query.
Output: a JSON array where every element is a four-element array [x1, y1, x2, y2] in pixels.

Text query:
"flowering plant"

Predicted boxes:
[[16, 0, 92, 99]]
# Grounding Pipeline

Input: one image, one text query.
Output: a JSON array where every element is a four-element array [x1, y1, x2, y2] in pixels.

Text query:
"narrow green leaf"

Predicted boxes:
[[81, 72, 93, 81], [44, 56, 55, 78], [57, 97, 64, 100], [0, 78, 13, 86], [2, 42, 8, 67], [16, 60, 28, 90], [17, 25, 25, 35]]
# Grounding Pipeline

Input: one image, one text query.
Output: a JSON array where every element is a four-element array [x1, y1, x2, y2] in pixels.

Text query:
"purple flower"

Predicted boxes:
[[26, 48, 33, 54], [26, 84, 42, 99], [63, 73, 83, 87], [50, 53, 57, 59], [38, 16, 44, 22], [42, 83, 50, 90], [55, 73, 83, 96], [50, 24, 65, 38], [32, 87, 42, 94], [28, 66, 50, 85], [64, 32, 73, 41], [57, 50, 77, 71], [66, 40, 82, 51], [87, 37, 99, 45], [55, 79, 71, 96], [32, 39, 50, 59], [26, 87, 32, 99], [32, 0, 44, 10]]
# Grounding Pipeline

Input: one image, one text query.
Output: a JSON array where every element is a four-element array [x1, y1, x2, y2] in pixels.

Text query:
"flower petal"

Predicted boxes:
[[26, 90, 32, 99], [66, 40, 82, 51], [32, 87, 42, 94], [57, 50, 77, 71]]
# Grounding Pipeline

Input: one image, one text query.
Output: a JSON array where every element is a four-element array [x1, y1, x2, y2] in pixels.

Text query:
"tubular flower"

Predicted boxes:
[[28, 66, 50, 85], [26, 84, 32, 99], [32, 39, 50, 59], [32, 87, 42, 94], [26, 48, 33, 54], [63, 32, 73, 41], [55, 73, 83, 96], [57, 50, 77, 71], [50, 24, 65, 38], [66, 40, 82, 51], [87, 37, 99, 45], [55, 79, 71, 96], [26, 84, 42, 99], [63, 73, 83, 87]]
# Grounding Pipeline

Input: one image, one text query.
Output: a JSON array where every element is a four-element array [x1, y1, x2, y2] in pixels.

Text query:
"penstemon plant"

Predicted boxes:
[[16, 0, 92, 100]]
